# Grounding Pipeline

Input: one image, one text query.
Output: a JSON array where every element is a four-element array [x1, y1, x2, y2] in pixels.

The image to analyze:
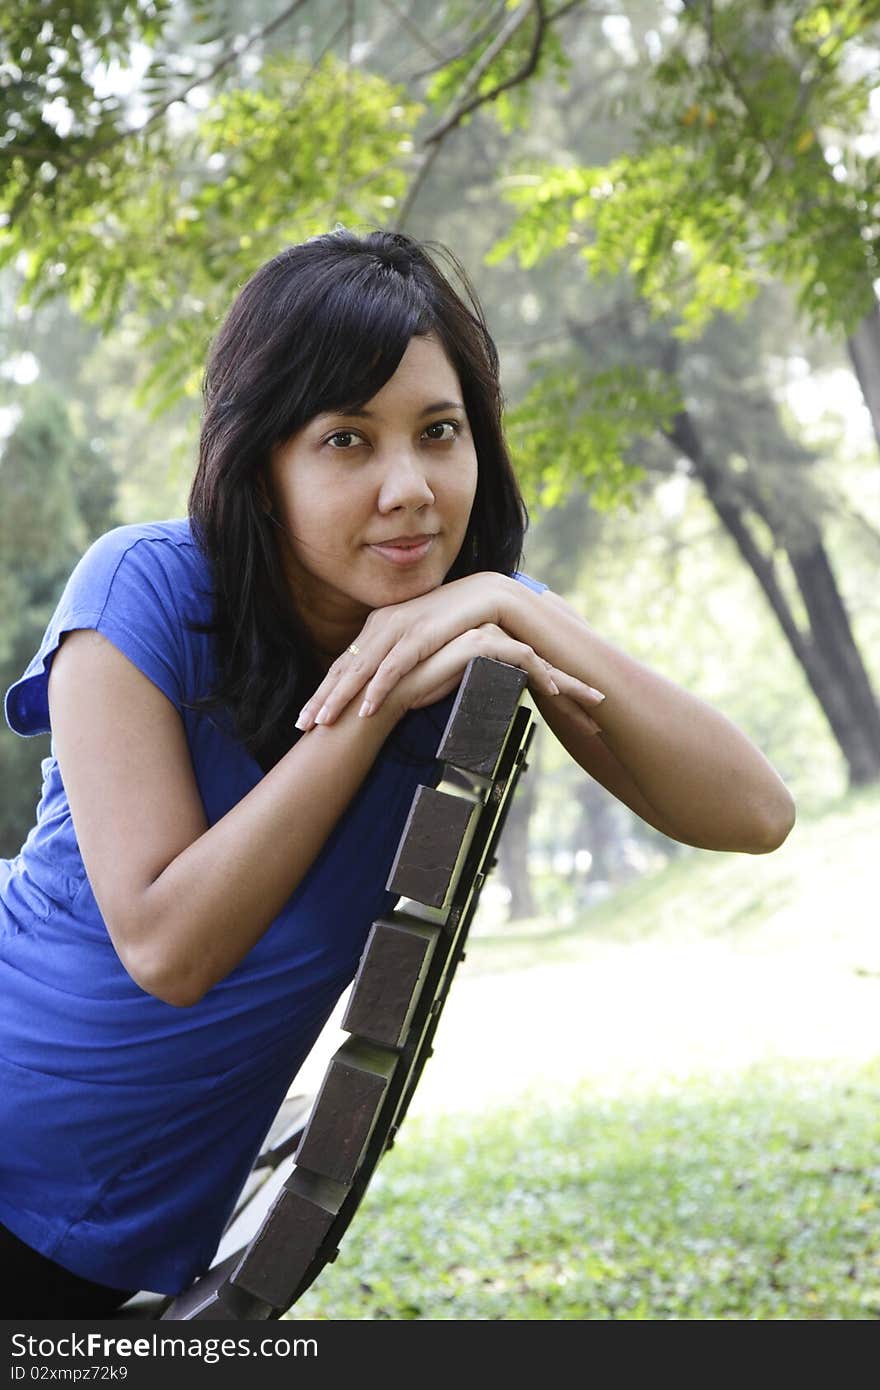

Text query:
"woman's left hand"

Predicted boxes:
[[295, 573, 509, 729], [295, 572, 604, 729]]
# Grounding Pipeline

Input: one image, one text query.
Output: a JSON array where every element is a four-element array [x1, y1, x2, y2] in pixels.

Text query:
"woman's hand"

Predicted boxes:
[[296, 573, 507, 729], [350, 622, 606, 733], [295, 573, 605, 729]]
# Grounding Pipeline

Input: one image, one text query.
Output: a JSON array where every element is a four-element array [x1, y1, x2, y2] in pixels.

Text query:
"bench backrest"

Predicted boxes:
[[140, 656, 533, 1320]]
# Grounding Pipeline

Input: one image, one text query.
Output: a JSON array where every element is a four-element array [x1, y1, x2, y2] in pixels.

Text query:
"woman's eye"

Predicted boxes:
[[423, 421, 459, 441], [326, 431, 363, 449]]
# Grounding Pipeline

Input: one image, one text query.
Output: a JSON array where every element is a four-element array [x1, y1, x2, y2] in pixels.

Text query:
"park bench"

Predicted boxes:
[[117, 655, 535, 1320]]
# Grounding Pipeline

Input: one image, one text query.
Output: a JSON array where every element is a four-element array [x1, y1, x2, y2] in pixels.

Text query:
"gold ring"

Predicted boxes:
[[348, 642, 360, 655]]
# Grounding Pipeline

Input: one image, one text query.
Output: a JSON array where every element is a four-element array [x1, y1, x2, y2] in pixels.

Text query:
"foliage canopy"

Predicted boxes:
[[493, 0, 880, 336]]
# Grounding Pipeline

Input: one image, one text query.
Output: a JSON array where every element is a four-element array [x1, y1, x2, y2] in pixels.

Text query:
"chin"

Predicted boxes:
[[372, 555, 449, 594], [374, 573, 442, 608]]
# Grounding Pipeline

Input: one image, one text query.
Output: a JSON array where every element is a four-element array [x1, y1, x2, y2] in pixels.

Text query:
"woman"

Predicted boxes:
[[0, 228, 795, 1316]]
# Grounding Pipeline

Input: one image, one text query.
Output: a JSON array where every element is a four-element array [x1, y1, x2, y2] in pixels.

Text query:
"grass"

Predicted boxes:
[[289, 1065, 880, 1320], [286, 786, 880, 1320]]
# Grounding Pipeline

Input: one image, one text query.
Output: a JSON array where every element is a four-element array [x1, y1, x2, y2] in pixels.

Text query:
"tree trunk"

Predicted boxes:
[[786, 541, 880, 748], [666, 410, 880, 786], [846, 298, 880, 458], [573, 773, 619, 883]]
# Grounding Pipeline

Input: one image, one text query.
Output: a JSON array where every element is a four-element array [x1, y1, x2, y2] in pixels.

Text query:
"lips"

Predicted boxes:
[[366, 534, 436, 566]]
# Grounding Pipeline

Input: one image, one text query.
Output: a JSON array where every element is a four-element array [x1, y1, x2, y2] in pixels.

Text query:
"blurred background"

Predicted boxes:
[[2, 0, 878, 1318]]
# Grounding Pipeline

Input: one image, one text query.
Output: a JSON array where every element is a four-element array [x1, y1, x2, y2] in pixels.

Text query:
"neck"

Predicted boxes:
[[269, 530, 369, 669], [293, 597, 368, 673]]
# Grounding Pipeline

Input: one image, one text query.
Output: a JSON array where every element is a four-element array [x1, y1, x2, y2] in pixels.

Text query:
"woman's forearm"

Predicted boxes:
[[502, 582, 796, 853]]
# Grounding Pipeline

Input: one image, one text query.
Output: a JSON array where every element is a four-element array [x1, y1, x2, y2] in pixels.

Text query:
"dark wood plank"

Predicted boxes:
[[386, 785, 475, 907], [341, 918, 440, 1049], [229, 1170, 347, 1309], [160, 1250, 259, 1321], [293, 1039, 398, 1186], [436, 657, 527, 778]]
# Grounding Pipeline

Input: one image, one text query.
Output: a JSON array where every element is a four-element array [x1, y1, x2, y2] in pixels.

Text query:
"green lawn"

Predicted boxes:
[[289, 1064, 880, 1320], [288, 788, 880, 1320]]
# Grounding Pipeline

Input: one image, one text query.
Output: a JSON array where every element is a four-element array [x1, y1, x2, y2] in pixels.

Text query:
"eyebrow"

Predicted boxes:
[[331, 400, 465, 419]]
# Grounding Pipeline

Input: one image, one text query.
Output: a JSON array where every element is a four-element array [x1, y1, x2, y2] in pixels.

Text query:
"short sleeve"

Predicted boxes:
[[512, 570, 547, 594], [5, 526, 189, 737]]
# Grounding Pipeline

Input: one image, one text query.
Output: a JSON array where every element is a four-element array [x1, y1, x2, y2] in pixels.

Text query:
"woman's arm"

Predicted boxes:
[[48, 621, 564, 1007], [508, 587, 796, 854], [49, 629, 402, 1007], [297, 574, 796, 855]]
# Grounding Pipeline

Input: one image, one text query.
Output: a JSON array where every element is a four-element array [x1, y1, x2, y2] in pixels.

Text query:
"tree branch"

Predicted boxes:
[[376, 0, 450, 66], [409, 1, 510, 81], [2, 2, 351, 234], [422, 0, 545, 146], [32, 0, 313, 173], [395, 0, 548, 230], [391, 139, 444, 231]]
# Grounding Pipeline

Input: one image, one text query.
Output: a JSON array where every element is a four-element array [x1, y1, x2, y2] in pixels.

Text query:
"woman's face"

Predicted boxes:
[[266, 333, 479, 659]]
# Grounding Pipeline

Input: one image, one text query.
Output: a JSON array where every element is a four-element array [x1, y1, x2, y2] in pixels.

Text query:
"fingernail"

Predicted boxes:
[[358, 700, 373, 718], [314, 703, 330, 725], [294, 714, 310, 731], [548, 679, 559, 695], [585, 686, 605, 702]]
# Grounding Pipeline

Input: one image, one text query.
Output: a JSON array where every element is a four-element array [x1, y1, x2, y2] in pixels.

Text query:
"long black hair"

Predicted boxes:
[[189, 228, 527, 769]]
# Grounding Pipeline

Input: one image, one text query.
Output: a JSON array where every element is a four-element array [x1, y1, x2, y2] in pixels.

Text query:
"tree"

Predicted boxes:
[[659, 322, 880, 786], [492, 1, 880, 446], [1, 0, 592, 407], [482, 1, 880, 786], [492, 264, 880, 786]]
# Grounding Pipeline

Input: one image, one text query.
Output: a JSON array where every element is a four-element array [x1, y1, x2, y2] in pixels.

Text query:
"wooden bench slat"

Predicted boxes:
[[386, 785, 476, 908], [230, 1170, 347, 1308], [341, 918, 440, 1049], [436, 657, 527, 777], [292, 1039, 399, 1186]]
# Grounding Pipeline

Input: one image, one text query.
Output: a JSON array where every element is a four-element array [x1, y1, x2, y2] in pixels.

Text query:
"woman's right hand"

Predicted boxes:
[[387, 623, 603, 733]]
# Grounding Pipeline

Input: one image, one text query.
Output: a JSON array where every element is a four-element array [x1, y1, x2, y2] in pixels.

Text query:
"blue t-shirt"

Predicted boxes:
[[0, 519, 545, 1294]]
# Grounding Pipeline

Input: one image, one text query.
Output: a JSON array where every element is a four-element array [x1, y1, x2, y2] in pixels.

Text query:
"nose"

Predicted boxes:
[[376, 449, 435, 514]]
